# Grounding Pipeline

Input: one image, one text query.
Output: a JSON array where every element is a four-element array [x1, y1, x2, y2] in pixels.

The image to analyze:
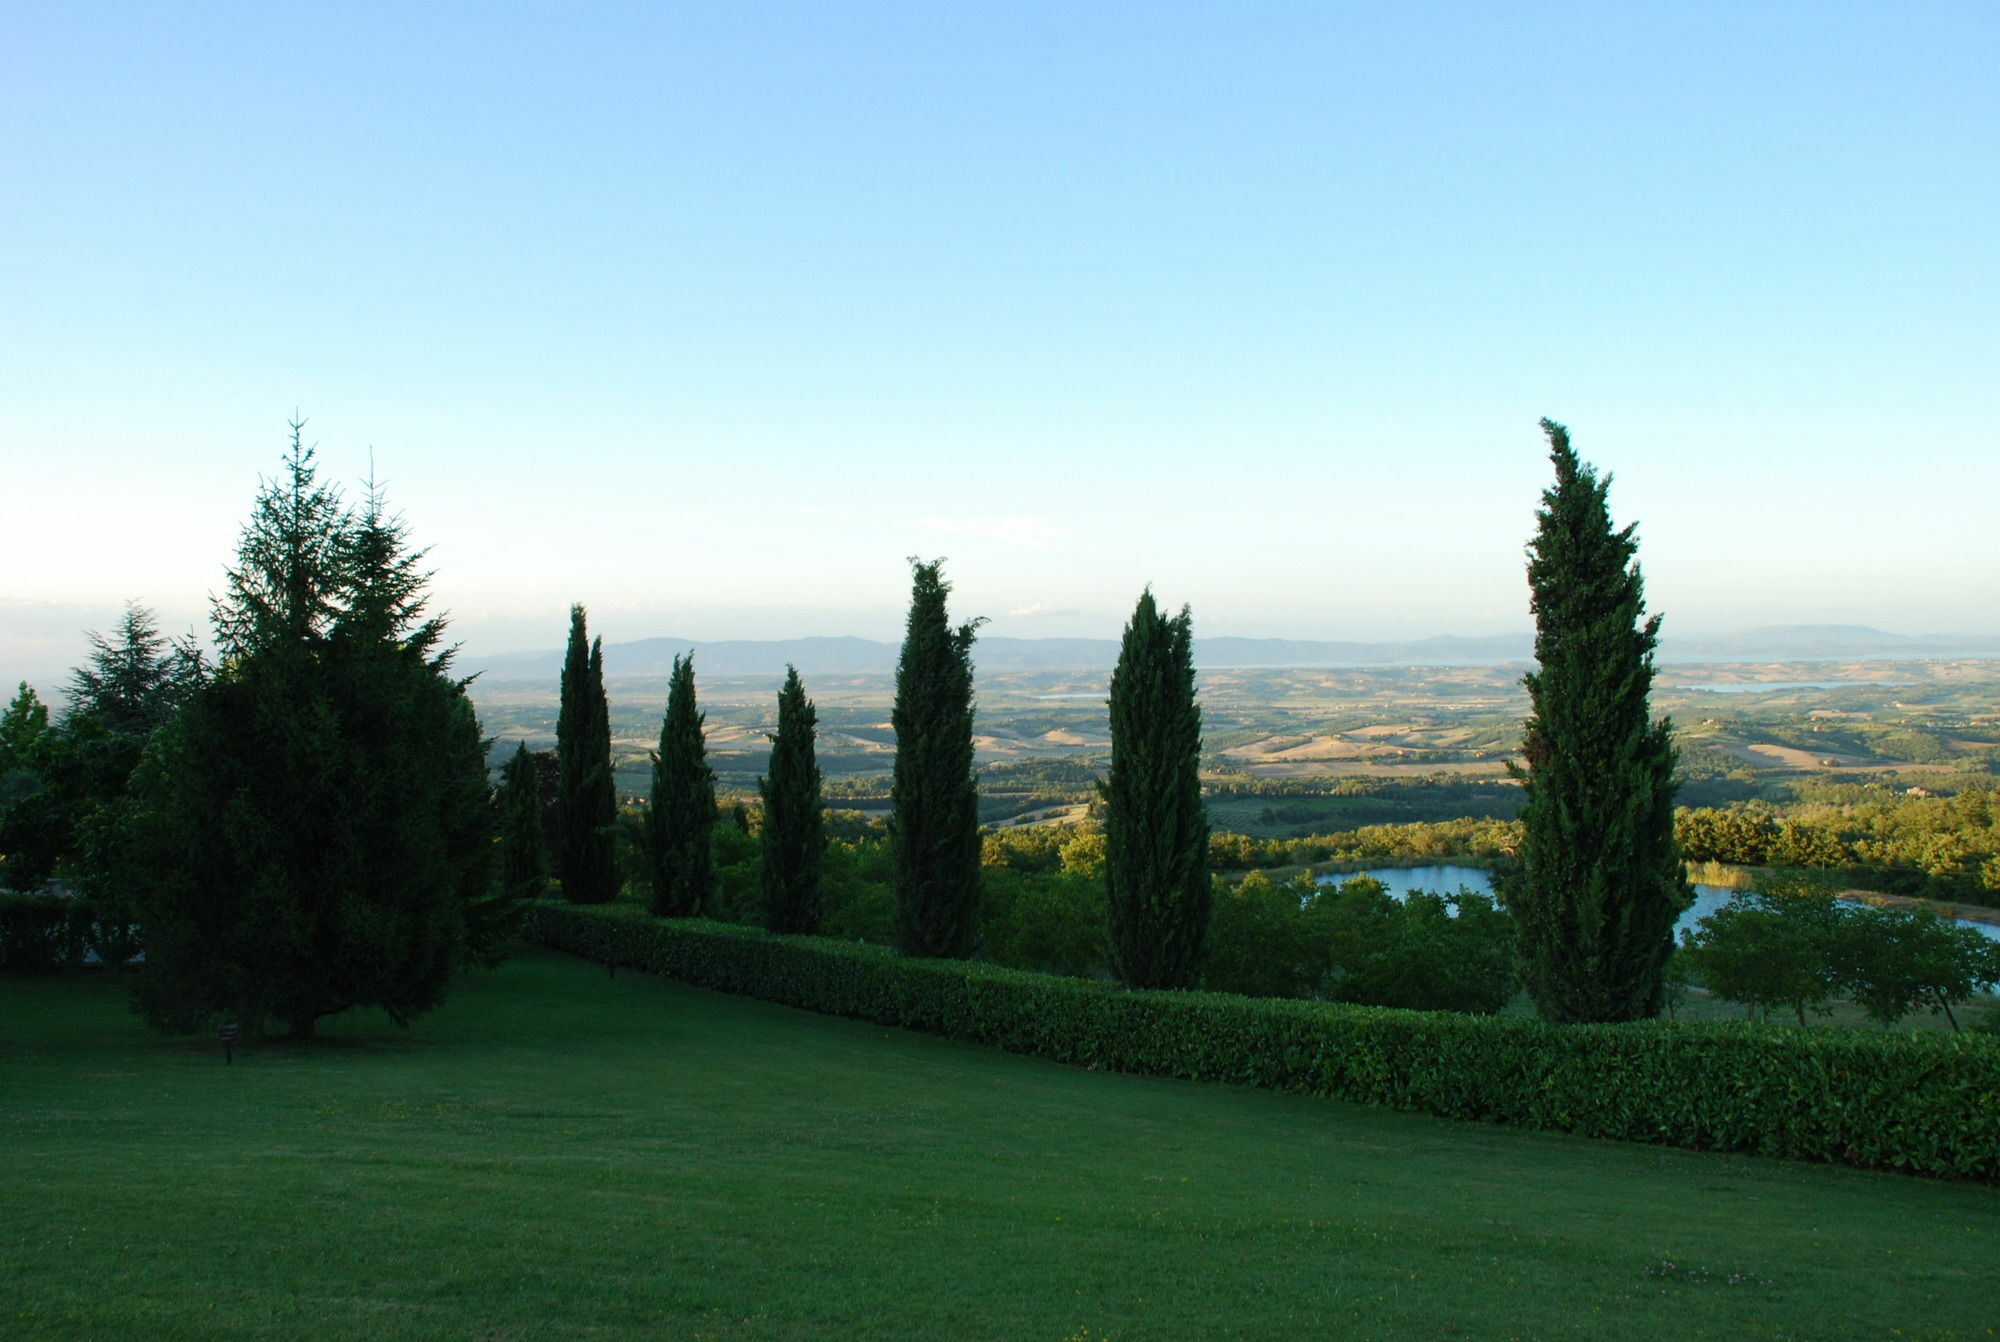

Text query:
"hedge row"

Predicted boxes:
[[0, 893, 144, 973], [521, 901, 2000, 1182]]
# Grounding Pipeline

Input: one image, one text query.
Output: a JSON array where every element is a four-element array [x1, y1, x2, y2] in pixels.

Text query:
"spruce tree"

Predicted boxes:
[[759, 665, 825, 934], [124, 424, 495, 1036], [1102, 589, 1210, 989], [556, 604, 617, 904], [1506, 418, 1689, 1023], [889, 559, 984, 958], [647, 653, 716, 917]]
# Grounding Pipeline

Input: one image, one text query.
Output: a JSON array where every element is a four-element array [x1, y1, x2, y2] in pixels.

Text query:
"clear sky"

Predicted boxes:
[[4, 1, 1995, 689]]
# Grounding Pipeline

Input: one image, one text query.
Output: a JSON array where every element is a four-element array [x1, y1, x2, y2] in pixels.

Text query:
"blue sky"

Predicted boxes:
[[3, 1, 1995, 687]]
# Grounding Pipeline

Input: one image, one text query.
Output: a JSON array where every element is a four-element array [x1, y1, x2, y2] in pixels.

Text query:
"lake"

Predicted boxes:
[[1317, 864, 2000, 942]]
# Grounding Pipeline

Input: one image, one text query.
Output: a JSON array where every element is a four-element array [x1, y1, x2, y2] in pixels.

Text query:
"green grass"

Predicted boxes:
[[4, 953, 1998, 1341]]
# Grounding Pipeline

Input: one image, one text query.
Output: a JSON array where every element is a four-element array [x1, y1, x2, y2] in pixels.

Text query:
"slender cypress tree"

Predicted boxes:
[[1102, 589, 1210, 989], [556, 604, 617, 904], [890, 559, 984, 958], [1506, 418, 1689, 1023], [647, 653, 715, 917], [498, 742, 547, 901], [759, 665, 825, 934]]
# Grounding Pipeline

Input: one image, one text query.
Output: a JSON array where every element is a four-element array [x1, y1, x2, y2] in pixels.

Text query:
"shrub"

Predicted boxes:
[[522, 902, 2000, 1182], [0, 893, 86, 972]]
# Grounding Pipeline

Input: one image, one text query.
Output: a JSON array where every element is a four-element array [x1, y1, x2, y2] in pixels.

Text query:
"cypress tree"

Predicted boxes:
[[1506, 418, 1689, 1023], [890, 559, 984, 958], [556, 604, 617, 904], [498, 742, 548, 902], [647, 653, 715, 917], [759, 665, 825, 934], [1102, 589, 1210, 989]]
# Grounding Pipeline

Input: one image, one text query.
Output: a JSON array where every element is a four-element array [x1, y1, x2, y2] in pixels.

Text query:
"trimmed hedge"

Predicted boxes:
[[0, 893, 88, 972], [522, 901, 2000, 1182], [0, 892, 141, 973]]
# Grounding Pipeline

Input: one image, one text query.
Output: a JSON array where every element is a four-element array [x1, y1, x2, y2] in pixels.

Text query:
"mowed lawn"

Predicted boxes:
[[3, 951, 1997, 1341]]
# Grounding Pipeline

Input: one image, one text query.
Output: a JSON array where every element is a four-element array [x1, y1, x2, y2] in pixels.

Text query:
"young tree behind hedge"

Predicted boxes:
[[498, 742, 548, 902], [556, 604, 617, 904], [1507, 419, 1688, 1023], [647, 653, 715, 917], [1102, 589, 1209, 989], [760, 665, 826, 934], [890, 559, 984, 959]]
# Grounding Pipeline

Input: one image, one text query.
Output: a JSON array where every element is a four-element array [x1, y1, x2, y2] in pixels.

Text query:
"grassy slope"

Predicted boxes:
[[4, 952, 1997, 1342]]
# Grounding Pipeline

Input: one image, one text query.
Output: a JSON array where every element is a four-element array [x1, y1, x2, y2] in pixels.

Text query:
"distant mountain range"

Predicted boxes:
[[463, 625, 2000, 682]]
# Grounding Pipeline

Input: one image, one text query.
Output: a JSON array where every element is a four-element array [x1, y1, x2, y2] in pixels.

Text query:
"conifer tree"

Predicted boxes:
[[556, 604, 617, 904], [647, 653, 715, 917], [124, 423, 495, 1036], [0, 682, 48, 781], [1506, 418, 1689, 1023], [890, 559, 984, 958], [498, 742, 548, 902], [1102, 589, 1209, 989], [759, 665, 825, 934]]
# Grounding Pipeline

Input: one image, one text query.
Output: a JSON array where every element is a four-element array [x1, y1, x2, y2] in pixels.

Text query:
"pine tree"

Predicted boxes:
[[65, 603, 204, 740], [556, 604, 617, 905], [1102, 589, 1209, 989], [647, 653, 716, 917], [890, 559, 984, 958], [124, 424, 495, 1036], [1505, 418, 1689, 1023], [0, 683, 49, 786], [759, 665, 825, 934]]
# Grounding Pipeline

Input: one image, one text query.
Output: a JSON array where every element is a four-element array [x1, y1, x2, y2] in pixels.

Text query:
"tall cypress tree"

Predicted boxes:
[[1102, 589, 1210, 989], [556, 604, 617, 905], [759, 665, 825, 935], [890, 559, 984, 958], [1506, 418, 1689, 1023], [647, 653, 715, 917]]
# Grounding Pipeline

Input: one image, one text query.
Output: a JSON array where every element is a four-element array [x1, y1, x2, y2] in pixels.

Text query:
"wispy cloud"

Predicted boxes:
[[919, 516, 1064, 550], [1008, 602, 1079, 618]]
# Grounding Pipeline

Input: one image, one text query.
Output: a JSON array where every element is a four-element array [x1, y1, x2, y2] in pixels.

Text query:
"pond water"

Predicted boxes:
[[1316, 864, 2000, 942]]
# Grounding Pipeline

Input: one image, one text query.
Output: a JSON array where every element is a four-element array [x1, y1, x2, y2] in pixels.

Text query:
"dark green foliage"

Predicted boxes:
[[1202, 873, 1326, 999], [122, 429, 495, 1036], [646, 653, 716, 917], [1318, 884, 1517, 1014], [1509, 419, 1688, 1022], [556, 604, 617, 905], [889, 560, 984, 958], [0, 892, 86, 971], [1839, 905, 2000, 1030], [65, 604, 204, 740], [524, 902, 2000, 1182], [0, 681, 50, 781], [498, 743, 548, 902], [1199, 872, 1517, 1013], [1683, 879, 1847, 1026], [759, 665, 825, 934], [1690, 878, 2000, 1031], [979, 867, 1107, 977], [1102, 589, 1209, 989], [0, 608, 202, 895]]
